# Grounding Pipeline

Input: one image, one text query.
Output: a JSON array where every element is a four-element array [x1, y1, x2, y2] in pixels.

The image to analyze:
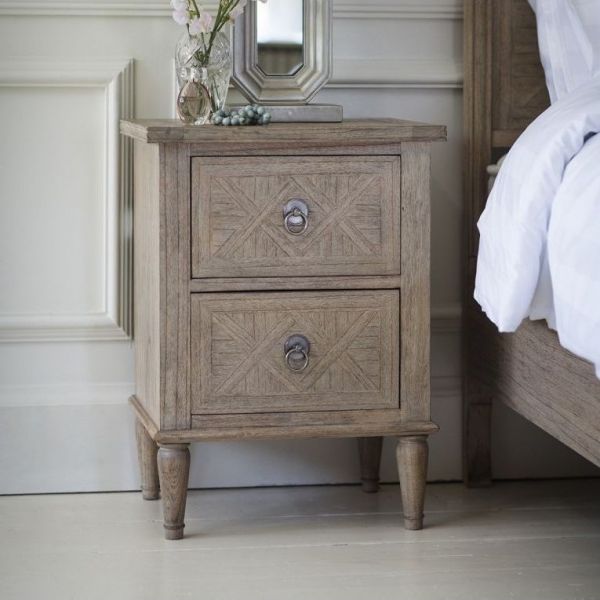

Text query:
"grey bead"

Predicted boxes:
[[212, 115, 223, 125], [231, 117, 240, 125], [256, 106, 265, 115], [222, 117, 231, 126], [246, 110, 255, 119]]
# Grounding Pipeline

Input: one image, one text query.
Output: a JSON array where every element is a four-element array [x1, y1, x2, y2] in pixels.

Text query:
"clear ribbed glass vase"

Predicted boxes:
[[175, 31, 231, 125]]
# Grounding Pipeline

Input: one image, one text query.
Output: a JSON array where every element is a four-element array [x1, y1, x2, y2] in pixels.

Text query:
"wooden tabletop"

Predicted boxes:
[[120, 118, 447, 145]]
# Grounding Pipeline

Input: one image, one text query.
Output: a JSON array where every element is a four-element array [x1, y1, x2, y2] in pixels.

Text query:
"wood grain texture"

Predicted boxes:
[[472, 309, 600, 468], [171, 419, 438, 443], [463, 0, 600, 485], [190, 291, 399, 414], [463, 0, 494, 486], [357, 437, 383, 493], [463, 0, 493, 261], [130, 395, 438, 442], [191, 156, 400, 278], [400, 143, 430, 422], [492, 0, 549, 134], [135, 419, 160, 500], [133, 140, 162, 426], [396, 436, 428, 530], [186, 143, 408, 157], [129, 394, 159, 440], [132, 142, 190, 432], [157, 444, 190, 540], [463, 369, 493, 487], [188, 275, 402, 293], [120, 118, 447, 145], [191, 409, 405, 430], [160, 145, 192, 430]]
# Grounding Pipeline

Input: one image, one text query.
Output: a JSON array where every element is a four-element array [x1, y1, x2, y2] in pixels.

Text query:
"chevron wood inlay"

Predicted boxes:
[[191, 291, 399, 414], [191, 156, 401, 278], [492, 0, 549, 132]]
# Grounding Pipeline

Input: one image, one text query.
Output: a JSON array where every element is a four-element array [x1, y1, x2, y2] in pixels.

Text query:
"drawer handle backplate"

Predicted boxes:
[[284, 334, 310, 372], [283, 199, 309, 235]]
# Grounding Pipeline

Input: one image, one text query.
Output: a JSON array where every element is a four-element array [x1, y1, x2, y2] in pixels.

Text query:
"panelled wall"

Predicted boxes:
[[0, 0, 595, 494]]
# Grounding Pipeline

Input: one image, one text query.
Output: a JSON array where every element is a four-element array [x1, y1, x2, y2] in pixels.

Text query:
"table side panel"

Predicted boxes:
[[133, 140, 162, 426], [400, 142, 431, 422]]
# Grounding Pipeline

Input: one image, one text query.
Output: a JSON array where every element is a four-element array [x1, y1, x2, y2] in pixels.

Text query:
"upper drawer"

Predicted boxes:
[[191, 156, 401, 278]]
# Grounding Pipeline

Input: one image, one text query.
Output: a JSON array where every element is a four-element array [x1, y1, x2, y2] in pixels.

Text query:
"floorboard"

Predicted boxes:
[[0, 480, 599, 599]]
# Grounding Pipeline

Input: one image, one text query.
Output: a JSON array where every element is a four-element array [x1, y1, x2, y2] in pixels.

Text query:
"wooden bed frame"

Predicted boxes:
[[463, 0, 600, 485]]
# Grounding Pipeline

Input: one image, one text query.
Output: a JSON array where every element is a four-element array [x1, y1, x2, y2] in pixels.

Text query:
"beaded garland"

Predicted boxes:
[[211, 104, 272, 126]]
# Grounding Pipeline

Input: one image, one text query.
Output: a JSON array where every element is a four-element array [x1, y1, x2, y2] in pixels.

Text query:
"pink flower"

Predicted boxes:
[[189, 11, 213, 34], [229, 5, 244, 21], [172, 8, 189, 24]]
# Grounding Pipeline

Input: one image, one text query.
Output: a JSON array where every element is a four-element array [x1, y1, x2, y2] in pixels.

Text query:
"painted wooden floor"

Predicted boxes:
[[0, 479, 599, 599]]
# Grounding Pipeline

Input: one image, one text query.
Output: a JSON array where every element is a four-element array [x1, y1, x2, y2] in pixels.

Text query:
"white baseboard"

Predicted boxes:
[[0, 372, 595, 495], [0, 382, 134, 408], [0, 380, 460, 494]]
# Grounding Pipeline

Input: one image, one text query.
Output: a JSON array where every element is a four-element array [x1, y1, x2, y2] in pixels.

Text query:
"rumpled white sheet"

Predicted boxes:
[[549, 132, 600, 376], [474, 77, 600, 375]]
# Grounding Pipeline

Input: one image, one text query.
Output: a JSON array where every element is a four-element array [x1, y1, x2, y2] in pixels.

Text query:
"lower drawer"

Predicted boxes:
[[190, 290, 399, 414]]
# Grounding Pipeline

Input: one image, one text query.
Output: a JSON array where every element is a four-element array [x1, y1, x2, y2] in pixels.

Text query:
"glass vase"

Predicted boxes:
[[175, 31, 232, 125]]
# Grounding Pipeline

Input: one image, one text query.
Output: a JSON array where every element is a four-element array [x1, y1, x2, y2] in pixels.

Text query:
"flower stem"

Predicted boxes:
[[189, 0, 201, 18], [188, 0, 239, 112]]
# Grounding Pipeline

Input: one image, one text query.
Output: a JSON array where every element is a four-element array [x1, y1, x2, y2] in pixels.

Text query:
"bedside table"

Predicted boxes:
[[121, 118, 446, 539]]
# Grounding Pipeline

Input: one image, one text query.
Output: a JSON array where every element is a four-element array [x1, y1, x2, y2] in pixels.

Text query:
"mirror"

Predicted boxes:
[[256, 0, 304, 77], [232, 0, 341, 120]]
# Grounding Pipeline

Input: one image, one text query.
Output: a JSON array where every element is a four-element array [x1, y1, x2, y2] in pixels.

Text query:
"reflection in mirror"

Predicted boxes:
[[257, 0, 304, 76]]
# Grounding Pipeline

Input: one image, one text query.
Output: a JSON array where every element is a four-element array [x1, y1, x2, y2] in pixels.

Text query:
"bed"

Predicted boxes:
[[463, 0, 600, 485]]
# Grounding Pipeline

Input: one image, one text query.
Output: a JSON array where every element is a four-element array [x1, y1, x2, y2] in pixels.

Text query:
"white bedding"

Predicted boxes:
[[474, 77, 600, 375], [548, 132, 600, 376]]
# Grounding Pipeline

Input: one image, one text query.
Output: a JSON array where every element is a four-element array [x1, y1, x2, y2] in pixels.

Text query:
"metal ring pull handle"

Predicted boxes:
[[283, 199, 309, 235], [284, 334, 310, 372]]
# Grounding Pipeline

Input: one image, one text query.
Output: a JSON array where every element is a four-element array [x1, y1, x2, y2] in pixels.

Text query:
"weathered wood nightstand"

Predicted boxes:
[[121, 119, 446, 539]]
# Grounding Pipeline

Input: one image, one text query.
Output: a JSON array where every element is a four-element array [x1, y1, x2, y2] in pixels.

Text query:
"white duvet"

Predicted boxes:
[[474, 77, 600, 376]]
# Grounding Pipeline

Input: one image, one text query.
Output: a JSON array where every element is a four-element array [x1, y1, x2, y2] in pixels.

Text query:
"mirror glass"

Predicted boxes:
[[256, 0, 304, 76]]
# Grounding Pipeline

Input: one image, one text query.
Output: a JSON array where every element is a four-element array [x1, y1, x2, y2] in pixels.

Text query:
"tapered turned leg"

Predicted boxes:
[[357, 437, 383, 493], [135, 419, 160, 500], [157, 444, 190, 540], [396, 436, 429, 530]]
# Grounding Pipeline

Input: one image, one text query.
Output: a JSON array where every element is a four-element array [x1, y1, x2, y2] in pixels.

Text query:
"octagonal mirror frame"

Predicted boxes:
[[231, 0, 332, 105]]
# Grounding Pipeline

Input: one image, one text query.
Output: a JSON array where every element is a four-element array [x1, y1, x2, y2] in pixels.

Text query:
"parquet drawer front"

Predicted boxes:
[[190, 290, 400, 414], [191, 156, 401, 278]]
